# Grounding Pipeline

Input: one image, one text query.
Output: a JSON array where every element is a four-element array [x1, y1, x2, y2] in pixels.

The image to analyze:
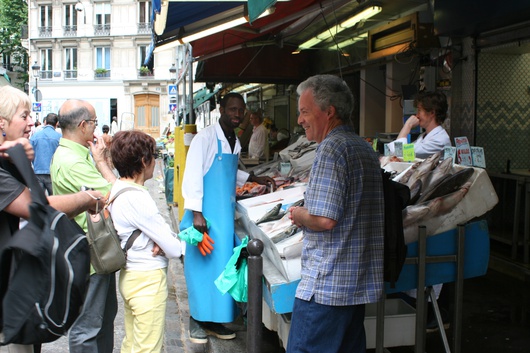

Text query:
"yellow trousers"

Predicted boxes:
[[118, 268, 168, 353]]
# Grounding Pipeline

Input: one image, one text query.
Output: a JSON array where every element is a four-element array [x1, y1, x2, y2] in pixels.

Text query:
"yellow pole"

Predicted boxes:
[[173, 124, 197, 221]]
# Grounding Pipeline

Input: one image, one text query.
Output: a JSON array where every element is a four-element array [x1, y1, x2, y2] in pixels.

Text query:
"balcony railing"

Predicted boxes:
[[137, 22, 151, 34], [64, 70, 77, 79], [63, 25, 77, 36], [38, 26, 52, 37], [94, 24, 110, 36], [94, 69, 111, 79], [40, 71, 53, 80]]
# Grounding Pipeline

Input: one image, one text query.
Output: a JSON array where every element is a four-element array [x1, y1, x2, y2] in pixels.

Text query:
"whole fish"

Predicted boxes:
[[404, 151, 442, 188], [271, 224, 300, 244], [398, 162, 420, 184], [418, 167, 474, 203], [289, 199, 305, 208], [403, 181, 472, 243], [418, 157, 454, 199], [409, 179, 422, 205], [402, 181, 471, 231], [255, 203, 283, 225], [402, 203, 432, 228]]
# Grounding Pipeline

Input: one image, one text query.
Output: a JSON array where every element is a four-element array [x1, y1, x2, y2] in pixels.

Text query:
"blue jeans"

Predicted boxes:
[[69, 273, 117, 353], [287, 297, 366, 353]]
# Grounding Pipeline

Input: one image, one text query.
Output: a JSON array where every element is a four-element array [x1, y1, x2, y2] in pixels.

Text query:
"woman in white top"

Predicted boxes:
[[387, 91, 451, 158], [109, 130, 182, 353]]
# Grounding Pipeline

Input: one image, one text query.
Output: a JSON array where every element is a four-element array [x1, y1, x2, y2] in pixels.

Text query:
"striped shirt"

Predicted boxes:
[[296, 124, 385, 306]]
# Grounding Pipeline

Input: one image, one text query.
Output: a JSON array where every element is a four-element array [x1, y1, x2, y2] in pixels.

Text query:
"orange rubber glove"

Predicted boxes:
[[197, 232, 214, 256]]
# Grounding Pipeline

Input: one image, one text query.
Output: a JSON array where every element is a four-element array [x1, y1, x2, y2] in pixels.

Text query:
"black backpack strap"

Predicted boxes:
[[7, 144, 48, 208]]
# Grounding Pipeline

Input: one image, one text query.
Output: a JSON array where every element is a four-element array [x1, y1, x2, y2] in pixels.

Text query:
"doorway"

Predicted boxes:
[[134, 93, 160, 137]]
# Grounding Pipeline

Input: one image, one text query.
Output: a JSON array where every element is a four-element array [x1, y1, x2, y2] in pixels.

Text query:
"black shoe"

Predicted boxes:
[[189, 317, 207, 344], [200, 321, 236, 340], [426, 309, 450, 333]]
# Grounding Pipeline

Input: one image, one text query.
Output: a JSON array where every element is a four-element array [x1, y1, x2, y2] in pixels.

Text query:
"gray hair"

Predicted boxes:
[[58, 100, 93, 132], [296, 74, 354, 122]]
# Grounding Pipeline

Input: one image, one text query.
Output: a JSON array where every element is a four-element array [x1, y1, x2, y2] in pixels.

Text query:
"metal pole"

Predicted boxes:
[[453, 224, 465, 353], [187, 43, 194, 125], [247, 238, 263, 353], [415, 225, 427, 353]]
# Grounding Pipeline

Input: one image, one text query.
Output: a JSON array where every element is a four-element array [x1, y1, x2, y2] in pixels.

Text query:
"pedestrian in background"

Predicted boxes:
[[109, 130, 181, 353], [247, 110, 268, 159], [110, 116, 119, 136], [50, 99, 117, 353], [30, 112, 61, 195], [101, 124, 113, 169], [287, 75, 384, 353], [181, 92, 274, 344]]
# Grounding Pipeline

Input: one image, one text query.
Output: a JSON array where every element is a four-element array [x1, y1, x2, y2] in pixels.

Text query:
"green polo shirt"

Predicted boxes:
[[51, 138, 112, 232]]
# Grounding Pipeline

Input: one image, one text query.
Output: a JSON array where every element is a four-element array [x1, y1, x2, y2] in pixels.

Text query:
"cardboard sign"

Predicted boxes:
[[454, 137, 472, 166], [471, 146, 486, 168], [402, 143, 415, 162]]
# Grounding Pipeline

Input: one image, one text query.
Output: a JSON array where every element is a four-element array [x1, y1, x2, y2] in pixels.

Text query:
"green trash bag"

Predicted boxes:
[[214, 236, 249, 303]]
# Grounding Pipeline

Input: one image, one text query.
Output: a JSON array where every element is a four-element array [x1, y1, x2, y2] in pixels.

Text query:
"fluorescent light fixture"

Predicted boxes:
[[329, 32, 368, 50], [297, 5, 381, 51], [180, 17, 248, 43], [154, 7, 274, 53]]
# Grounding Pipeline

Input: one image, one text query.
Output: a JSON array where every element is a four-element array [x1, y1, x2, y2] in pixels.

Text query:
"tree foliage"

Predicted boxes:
[[0, 0, 28, 85]]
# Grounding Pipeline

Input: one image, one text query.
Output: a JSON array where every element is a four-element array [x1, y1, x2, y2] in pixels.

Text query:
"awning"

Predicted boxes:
[[152, 0, 436, 83], [152, 0, 323, 59], [193, 86, 219, 109]]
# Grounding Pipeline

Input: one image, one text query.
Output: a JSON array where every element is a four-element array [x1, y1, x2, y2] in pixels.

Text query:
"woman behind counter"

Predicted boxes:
[[108, 130, 182, 353], [387, 91, 451, 158]]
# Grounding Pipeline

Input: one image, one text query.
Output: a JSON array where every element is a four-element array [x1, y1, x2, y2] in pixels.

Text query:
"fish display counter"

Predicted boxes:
[[236, 148, 498, 349], [383, 152, 499, 244]]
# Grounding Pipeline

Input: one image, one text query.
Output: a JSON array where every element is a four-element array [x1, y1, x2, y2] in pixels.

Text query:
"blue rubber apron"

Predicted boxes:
[[181, 138, 238, 323]]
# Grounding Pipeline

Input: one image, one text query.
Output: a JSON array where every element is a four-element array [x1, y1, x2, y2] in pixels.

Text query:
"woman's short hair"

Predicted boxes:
[[110, 130, 156, 178], [414, 91, 448, 125], [0, 86, 31, 123]]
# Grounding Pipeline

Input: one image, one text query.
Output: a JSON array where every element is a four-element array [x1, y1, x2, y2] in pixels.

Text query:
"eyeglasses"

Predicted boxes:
[[84, 119, 98, 126], [152, 152, 158, 158]]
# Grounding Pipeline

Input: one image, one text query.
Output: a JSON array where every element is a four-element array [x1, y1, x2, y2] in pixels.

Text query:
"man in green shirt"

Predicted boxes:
[[51, 99, 117, 353]]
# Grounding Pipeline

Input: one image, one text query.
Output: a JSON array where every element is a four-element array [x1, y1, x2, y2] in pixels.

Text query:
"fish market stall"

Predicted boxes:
[[236, 147, 498, 349]]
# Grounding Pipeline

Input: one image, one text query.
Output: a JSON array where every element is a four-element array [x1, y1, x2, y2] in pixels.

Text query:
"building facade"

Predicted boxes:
[[28, 0, 177, 137]]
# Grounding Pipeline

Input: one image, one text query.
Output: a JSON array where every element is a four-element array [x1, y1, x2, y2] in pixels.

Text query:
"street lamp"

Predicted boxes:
[[31, 61, 42, 102], [169, 64, 176, 79], [75, 0, 86, 24]]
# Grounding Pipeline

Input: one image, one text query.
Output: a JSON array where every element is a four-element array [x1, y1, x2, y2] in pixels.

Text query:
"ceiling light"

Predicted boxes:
[[296, 5, 381, 51], [153, 6, 275, 53], [329, 32, 368, 50]]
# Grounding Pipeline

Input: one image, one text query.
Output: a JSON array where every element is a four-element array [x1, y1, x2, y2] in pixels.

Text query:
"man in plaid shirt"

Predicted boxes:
[[287, 74, 384, 353]]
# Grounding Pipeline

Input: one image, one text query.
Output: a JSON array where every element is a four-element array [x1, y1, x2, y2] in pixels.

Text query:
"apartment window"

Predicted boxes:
[[64, 4, 78, 36], [139, 46, 147, 67], [64, 48, 77, 79], [138, 46, 154, 76], [94, 3, 111, 35], [95, 47, 111, 78], [39, 5, 53, 37], [39, 49, 53, 79], [138, 1, 151, 34]]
